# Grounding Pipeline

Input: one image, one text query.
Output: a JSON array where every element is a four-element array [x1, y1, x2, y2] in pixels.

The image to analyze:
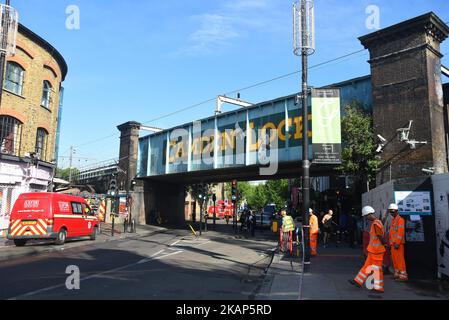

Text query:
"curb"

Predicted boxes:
[[0, 226, 168, 263]]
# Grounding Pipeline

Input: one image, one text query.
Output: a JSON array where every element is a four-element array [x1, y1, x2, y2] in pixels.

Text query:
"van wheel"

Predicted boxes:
[[14, 239, 27, 247], [55, 228, 67, 245], [90, 227, 98, 240]]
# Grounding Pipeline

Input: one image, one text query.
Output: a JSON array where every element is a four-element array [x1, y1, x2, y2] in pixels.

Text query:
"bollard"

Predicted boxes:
[[111, 214, 115, 237], [124, 218, 128, 234], [131, 218, 136, 233]]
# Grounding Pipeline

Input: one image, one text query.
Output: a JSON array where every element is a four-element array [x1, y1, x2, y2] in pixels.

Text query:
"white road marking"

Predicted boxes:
[[170, 239, 211, 247], [169, 240, 181, 247], [8, 248, 182, 300]]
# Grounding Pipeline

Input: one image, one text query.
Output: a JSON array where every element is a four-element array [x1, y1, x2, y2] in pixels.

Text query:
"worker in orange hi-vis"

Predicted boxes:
[[388, 203, 408, 281], [349, 206, 387, 293], [309, 208, 319, 256]]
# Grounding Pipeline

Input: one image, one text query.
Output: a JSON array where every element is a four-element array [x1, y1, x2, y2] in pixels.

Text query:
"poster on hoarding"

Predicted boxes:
[[119, 196, 128, 217], [405, 216, 425, 242], [394, 191, 432, 215], [432, 174, 449, 278]]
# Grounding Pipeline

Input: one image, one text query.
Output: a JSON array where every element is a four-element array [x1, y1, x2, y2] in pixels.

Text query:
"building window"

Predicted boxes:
[[41, 81, 52, 109], [35, 128, 48, 161], [4, 62, 24, 96], [0, 116, 22, 156]]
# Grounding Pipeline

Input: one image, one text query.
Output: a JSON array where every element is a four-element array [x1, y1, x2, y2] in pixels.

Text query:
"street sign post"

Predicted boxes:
[[212, 193, 217, 230]]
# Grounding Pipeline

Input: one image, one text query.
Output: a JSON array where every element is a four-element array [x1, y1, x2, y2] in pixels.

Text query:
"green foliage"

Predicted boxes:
[[264, 179, 289, 209], [55, 167, 79, 181], [246, 185, 266, 212], [337, 102, 382, 184], [224, 179, 289, 211]]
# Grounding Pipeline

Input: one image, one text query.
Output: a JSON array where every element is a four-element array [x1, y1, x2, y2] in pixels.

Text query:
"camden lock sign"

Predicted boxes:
[[137, 88, 341, 177]]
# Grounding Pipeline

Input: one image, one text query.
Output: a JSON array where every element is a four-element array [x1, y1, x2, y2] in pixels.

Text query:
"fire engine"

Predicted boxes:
[[207, 200, 234, 219]]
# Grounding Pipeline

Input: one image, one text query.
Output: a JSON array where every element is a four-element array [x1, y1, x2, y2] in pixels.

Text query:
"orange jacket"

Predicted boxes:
[[367, 219, 386, 254], [310, 214, 319, 235], [390, 215, 405, 246]]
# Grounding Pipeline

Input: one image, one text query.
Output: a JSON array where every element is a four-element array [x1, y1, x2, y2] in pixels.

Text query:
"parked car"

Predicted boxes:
[[255, 212, 272, 228], [8, 192, 99, 247]]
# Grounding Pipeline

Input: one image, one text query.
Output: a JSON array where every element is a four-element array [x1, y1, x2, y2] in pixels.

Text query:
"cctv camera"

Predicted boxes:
[[377, 134, 387, 143], [376, 145, 384, 153]]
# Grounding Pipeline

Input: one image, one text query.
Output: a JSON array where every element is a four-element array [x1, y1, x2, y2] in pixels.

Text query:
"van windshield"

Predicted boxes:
[[263, 205, 276, 214]]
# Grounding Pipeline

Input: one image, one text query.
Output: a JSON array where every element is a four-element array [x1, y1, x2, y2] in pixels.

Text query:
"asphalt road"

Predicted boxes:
[[0, 228, 277, 300]]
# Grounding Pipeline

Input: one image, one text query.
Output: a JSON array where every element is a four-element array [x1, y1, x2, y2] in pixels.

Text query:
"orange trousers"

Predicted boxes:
[[310, 233, 318, 256], [391, 244, 408, 280], [354, 253, 385, 292]]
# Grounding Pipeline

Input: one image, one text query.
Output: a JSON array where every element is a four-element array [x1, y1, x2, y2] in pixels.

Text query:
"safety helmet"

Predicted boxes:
[[309, 208, 313, 214], [388, 203, 399, 211], [362, 206, 375, 217]]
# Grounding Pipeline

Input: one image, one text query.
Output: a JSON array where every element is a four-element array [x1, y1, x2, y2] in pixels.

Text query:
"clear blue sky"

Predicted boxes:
[[12, 0, 449, 169]]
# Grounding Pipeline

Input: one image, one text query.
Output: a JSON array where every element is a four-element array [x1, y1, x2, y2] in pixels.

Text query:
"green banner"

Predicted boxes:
[[312, 89, 342, 164]]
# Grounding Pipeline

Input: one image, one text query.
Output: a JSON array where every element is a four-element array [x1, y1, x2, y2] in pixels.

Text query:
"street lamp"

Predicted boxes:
[[293, 0, 315, 270], [0, 0, 19, 105]]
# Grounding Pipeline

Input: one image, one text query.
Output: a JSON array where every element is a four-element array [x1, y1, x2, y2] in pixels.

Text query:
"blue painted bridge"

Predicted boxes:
[[137, 76, 372, 184], [131, 76, 372, 224]]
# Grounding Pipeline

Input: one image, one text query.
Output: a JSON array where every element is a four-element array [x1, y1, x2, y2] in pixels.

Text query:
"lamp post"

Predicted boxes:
[[293, 0, 315, 270]]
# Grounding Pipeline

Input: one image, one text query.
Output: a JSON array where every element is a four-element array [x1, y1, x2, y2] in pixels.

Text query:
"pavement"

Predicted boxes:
[[258, 242, 449, 300]]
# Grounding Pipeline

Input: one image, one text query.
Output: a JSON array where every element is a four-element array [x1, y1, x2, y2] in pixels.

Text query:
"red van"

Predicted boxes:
[[7, 193, 99, 247]]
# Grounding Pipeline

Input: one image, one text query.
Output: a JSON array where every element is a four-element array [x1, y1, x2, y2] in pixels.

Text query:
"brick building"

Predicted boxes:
[[360, 12, 449, 184], [0, 24, 67, 233]]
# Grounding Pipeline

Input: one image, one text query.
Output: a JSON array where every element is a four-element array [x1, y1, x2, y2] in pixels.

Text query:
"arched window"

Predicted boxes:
[[0, 116, 23, 156], [4, 62, 25, 96], [41, 80, 52, 109], [35, 128, 48, 161]]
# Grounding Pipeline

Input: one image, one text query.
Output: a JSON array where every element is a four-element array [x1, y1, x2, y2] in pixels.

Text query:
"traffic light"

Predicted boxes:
[[109, 179, 117, 195], [231, 180, 238, 202]]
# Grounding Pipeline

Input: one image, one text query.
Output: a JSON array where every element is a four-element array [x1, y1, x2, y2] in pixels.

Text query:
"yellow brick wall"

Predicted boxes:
[[0, 31, 64, 163]]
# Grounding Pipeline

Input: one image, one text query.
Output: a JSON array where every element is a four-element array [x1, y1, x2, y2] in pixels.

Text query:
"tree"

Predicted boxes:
[[246, 184, 267, 212], [337, 102, 383, 192], [225, 181, 252, 204], [264, 179, 289, 209], [55, 167, 80, 182]]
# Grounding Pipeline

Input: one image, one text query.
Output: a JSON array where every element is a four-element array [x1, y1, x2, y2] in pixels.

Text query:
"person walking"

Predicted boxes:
[[388, 204, 408, 281], [322, 210, 333, 248], [339, 212, 349, 245], [240, 210, 247, 232], [380, 209, 393, 275], [249, 211, 256, 237], [309, 209, 319, 256], [348, 211, 357, 248], [349, 206, 387, 293]]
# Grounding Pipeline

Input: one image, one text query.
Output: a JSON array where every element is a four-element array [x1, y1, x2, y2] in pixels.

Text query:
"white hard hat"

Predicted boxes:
[[388, 203, 399, 211], [362, 206, 375, 217], [309, 208, 313, 213]]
